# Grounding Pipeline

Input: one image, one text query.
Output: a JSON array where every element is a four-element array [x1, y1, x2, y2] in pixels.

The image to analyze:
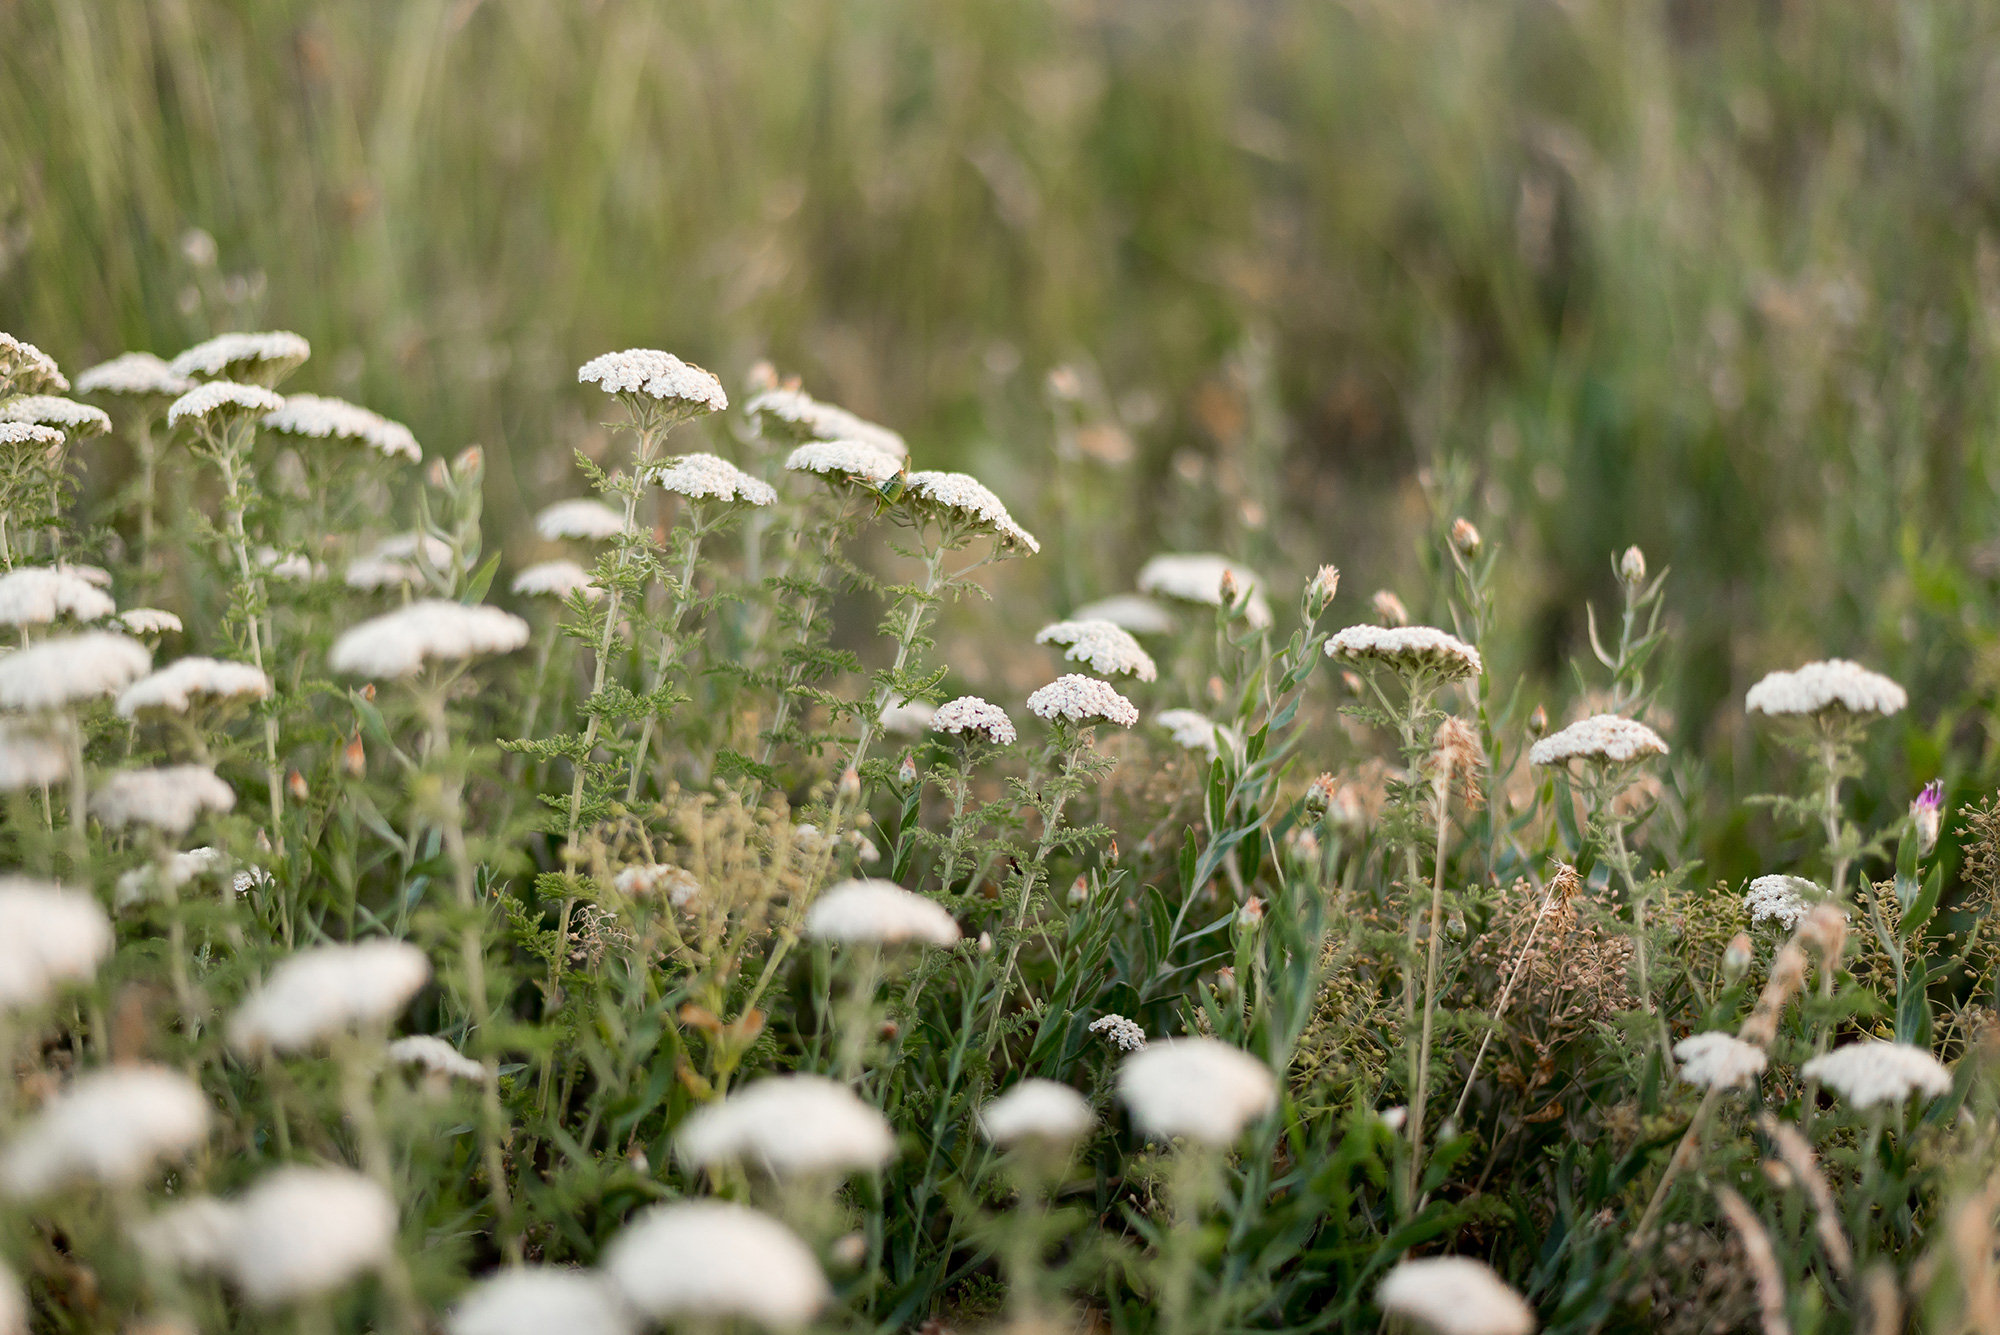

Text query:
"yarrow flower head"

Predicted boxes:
[[75, 352, 193, 398], [1801, 1041, 1953, 1109], [169, 331, 310, 384], [1089, 1013, 1147, 1052], [116, 847, 226, 909], [229, 940, 432, 1052], [223, 1167, 396, 1306], [1745, 660, 1907, 718], [749, 386, 907, 458], [166, 380, 286, 429], [653, 452, 778, 506], [387, 1035, 487, 1084], [1913, 780, 1945, 857], [1745, 875, 1819, 931], [262, 393, 420, 462], [1674, 1032, 1770, 1090], [117, 657, 272, 717], [805, 879, 960, 947], [1116, 1037, 1277, 1145], [448, 1267, 633, 1335], [0, 878, 111, 1009], [784, 440, 905, 488], [979, 1079, 1095, 1146], [1326, 624, 1483, 681], [1036, 619, 1158, 681], [0, 395, 112, 437], [0, 632, 151, 710], [95, 765, 236, 834], [1375, 1256, 1536, 1335], [931, 696, 1016, 745], [614, 863, 701, 905], [0, 332, 67, 394], [1528, 714, 1669, 767], [512, 560, 602, 603], [676, 1073, 896, 1177], [0, 723, 69, 792], [1071, 593, 1176, 636], [257, 547, 322, 582], [604, 1200, 828, 1329], [535, 498, 632, 541], [904, 470, 1039, 552], [0, 422, 64, 455], [879, 698, 936, 735], [117, 608, 183, 637], [1136, 554, 1272, 629], [1027, 674, 1138, 727], [578, 349, 727, 414], [0, 566, 115, 627], [0, 1065, 210, 1198], [330, 600, 530, 678], [1155, 709, 1240, 762]]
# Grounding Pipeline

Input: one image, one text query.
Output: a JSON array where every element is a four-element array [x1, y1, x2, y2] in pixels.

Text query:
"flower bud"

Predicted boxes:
[[1206, 675, 1225, 705], [427, 457, 449, 489], [1218, 568, 1239, 604], [453, 444, 484, 480], [832, 1233, 868, 1268], [1619, 545, 1647, 587], [1214, 966, 1237, 996], [977, 931, 993, 953], [1912, 779, 1944, 857], [1069, 875, 1089, 905], [287, 768, 309, 802], [837, 766, 861, 801], [1288, 828, 1320, 863], [1450, 517, 1482, 558], [1303, 772, 1337, 818], [1306, 564, 1341, 618], [1528, 704, 1549, 737], [1341, 670, 1365, 697], [342, 733, 366, 778], [1237, 896, 1264, 927], [896, 752, 918, 788], [1371, 589, 1409, 627], [1723, 932, 1753, 983]]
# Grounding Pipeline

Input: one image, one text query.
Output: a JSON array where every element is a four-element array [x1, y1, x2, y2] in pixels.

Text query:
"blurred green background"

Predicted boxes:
[[7, 0, 2000, 878]]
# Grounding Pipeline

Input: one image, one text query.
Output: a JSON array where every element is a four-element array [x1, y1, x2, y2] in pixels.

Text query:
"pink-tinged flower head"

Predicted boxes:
[[1913, 780, 1945, 857]]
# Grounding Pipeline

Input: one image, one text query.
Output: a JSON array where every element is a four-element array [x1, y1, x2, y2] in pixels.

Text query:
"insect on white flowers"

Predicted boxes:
[[1375, 1255, 1537, 1335], [653, 452, 779, 506], [535, 498, 632, 541], [1673, 1032, 1769, 1090], [931, 695, 1016, 745], [94, 765, 236, 834], [0, 565, 116, 627], [117, 657, 272, 717], [1745, 660, 1907, 718], [979, 1078, 1095, 1146], [1116, 1037, 1277, 1145], [228, 939, 433, 1052], [221, 1166, 397, 1306], [1325, 624, 1484, 681], [805, 878, 961, 947], [262, 393, 421, 462], [448, 1267, 634, 1335], [1136, 553, 1272, 629], [0, 1065, 210, 1198], [329, 600, 530, 678], [904, 470, 1040, 552], [1036, 619, 1158, 681], [675, 1073, 896, 1176], [603, 1199, 828, 1330], [1027, 674, 1139, 727], [0, 632, 152, 710], [1528, 714, 1669, 767], [0, 878, 112, 1009], [1801, 1041, 1953, 1109]]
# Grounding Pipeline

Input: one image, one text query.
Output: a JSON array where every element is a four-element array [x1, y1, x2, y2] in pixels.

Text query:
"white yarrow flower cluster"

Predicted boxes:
[[805, 879, 960, 946], [0, 422, 64, 453], [118, 608, 183, 636], [676, 1073, 896, 1176], [1528, 714, 1669, 766], [1027, 674, 1139, 727], [1116, 1037, 1277, 1145], [330, 600, 530, 677], [1745, 660, 1907, 718], [224, 1167, 396, 1306], [653, 452, 778, 506], [979, 1079, 1095, 1145], [0, 395, 112, 437], [1136, 554, 1273, 629], [75, 352, 193, 398], [536, 498, 631, 541], [1089, 1013, 1147, 1052], [931, 696, 1016, 745], [229, 940, 433, 1052], [117, 657, 272, 717], [879, 698, 937, 735], [1037, 619, 1158, 681], [345, 532, 454, 590], [1154, 709, 1240, 762], [94, 765, 236, 834], [0, 723, 69, 791], [749, 387, 907, 458], [1071, 593, 1176, 636], [0, 878, 112, 1008], [0, 632, 151, 709], [263, 393, 420, 462], [513, 560, 602, 602], [169, 331, 310, 381], [1375, 1256, 1537, 1335], [1326, 624, 1484, 680], [578, 349, 728, 412], [904, 470, 1039, 552], [613, 863, 701, 905], [0, 332, 67, 392], [0, 566, 115, 626], [116, 847, 227, 909], [1674, 1032, 1769, 1090], [604, 1200, 828, 1329], [257, 547, 322, 582], [1744, 875, 1817, 931], [448, 1267, 634, 1335], [1801, 1041, 1953, 1109], [1, 1065, 210, 1198], [388, 1035, 487, 1083], [784, 440, 905, 486], [166, 380, 286, 428]]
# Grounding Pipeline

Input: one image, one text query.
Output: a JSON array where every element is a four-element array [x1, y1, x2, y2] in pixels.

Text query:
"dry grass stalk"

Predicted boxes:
[[1715, 1186, 1790, 1335], [1756, 1113, 1852, 1277]]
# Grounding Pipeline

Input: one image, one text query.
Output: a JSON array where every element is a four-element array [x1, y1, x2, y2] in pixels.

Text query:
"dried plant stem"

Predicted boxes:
[[1631, 1085, 1720, 1246], [336, 1038, 423, 1335], [1406, 757, 1454, 1204], [1449, 876, 1561, 1131]]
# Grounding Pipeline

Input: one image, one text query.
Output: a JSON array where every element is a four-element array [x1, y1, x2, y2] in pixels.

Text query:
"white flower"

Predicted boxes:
[[652, 452, 778, 505], [448, 1267, 634, 1335], [256, 547, 322, 581], [165, 380, 287, 428], [614, 863, 701, 905], [57, 563, 111, 589], [676, 1073, 896, 1176], [0, 396, 112, 437], [0, 1065, 210, 1198], [535, 498, 632, 541], [94, 765, 236, 834], [1801, 1041, 1953, 1109], [1155, 709, 1240, 761], [1037, 619, 1158, 681], [344, 532, 454, 590], [1674, 1032, 1769, 1090], [1089, 1013, 1148, 1053], [169, 331, 310, 382], [904, 470, 1039, 552], [228, 939, 432, 1052], [784, 440, 905, 486], [1746, 660, 1907, 718], [223, 1167, 396, 1306], [0, 632, 151, 709], [329, 600, 530, 677], [0, 333, 67, 393], [1744, 875, 1818, 931], [132, 1196, 239, 1273], [75, 352, 193, 398], [578, 349, 728, 412], [1136, 554, 1273, 629], [0, 722, 69, 791], [1118, 1038, 1276, 1145], [0, 566, 115, 627], [117, 657, 272, 717], [1528, 714, 1669, 766], [0, 1262, 19, 1335], [879, 698, 937, 735], [749, 387, 908, 459], [604, 1200, 827, 1329], [805, 879, 960, 947], [931, 696, 1016, 745], [0, 422, 64, 452], [1326, 624, 1483, 681], [512, 560, 602, 602], [387, 1035, 487, 1083], [0, 878, 111, 1008], [1072, 593, 1176, 636], [1026, 674, 1138, 727], [118, 608, 183, 636], [116, 846, 227, 909], [979, 1079, 1094, 1145], [262, 393, 420, 462], [1375, 1256, 1536, 1335]]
